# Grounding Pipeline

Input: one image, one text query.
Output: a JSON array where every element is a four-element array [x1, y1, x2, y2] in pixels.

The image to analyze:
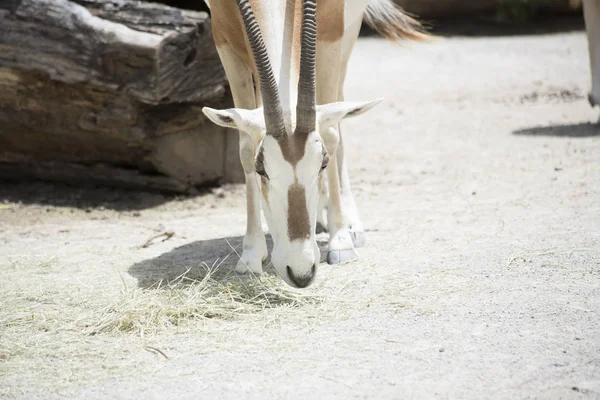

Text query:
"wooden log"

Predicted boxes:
[[0, 0, 243, 192], [0, 0, 225, 104]]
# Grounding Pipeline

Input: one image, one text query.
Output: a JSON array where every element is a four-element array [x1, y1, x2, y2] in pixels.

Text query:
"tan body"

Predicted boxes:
[[202, 0, 425, 287]]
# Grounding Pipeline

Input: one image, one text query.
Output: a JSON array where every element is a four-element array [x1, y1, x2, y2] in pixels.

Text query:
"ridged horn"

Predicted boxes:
[[295, 0, 317, 135], [236, 0, 286, 137]]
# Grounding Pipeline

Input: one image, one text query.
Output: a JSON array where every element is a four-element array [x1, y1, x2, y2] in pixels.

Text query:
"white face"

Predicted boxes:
[[255, 132, 328, 288], [202, 98, 382, 288]]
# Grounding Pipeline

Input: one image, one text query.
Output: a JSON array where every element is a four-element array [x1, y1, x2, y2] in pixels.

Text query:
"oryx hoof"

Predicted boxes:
[[235, 251, 266, 275], [350, 231, 366, 248], [327, 248, 358, 265]]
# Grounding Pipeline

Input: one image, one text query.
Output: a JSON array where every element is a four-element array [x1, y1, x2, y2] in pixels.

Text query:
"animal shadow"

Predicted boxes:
[[128, 234, 329, 288], [513, 122, 600, 138]]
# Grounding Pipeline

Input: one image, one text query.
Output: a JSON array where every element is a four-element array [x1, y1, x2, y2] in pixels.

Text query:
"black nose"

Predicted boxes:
[[286, 264, 316, 288]]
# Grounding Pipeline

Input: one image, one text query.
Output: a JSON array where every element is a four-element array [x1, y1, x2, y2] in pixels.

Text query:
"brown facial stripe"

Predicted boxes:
[[278, 132, 309, 166], [287, 183, 311, 241]]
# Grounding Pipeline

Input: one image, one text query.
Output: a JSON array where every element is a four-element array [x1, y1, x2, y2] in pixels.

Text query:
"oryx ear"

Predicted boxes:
[[202, 107, 266, 145], [317, 98, 383, 131]]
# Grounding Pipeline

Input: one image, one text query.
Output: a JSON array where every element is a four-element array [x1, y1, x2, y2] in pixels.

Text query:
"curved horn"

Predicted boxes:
[[295, 0, 317, 135], [236, 0, 286, 137]]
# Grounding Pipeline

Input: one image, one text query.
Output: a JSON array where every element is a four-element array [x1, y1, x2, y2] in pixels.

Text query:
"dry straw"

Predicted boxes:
[[87, 259, 322, 336]]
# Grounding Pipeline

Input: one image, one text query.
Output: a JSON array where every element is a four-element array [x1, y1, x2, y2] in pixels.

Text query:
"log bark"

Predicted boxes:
[[0, 0, 242, 193], [0, 0, 225, 104]]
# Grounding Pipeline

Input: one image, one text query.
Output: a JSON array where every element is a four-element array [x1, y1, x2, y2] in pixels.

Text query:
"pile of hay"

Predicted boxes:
[[88, 264, 322, 336]]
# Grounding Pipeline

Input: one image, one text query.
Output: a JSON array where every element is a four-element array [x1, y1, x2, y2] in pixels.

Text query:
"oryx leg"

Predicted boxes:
[[583, 0, 600, 108], [337, 18, 366, 248], [315, 18, 365, 247], [317, 39, 359, 264], [217, 45, 267, 274]]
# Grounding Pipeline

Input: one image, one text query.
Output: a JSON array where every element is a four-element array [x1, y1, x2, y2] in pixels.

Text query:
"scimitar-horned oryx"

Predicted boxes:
[[202, 0, 427, 288]]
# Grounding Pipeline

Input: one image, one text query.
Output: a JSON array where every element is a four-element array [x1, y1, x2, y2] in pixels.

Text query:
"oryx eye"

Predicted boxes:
[[255, 164, 268, 179], [320, 153, 329, 172], [255, 148, 269, 179]]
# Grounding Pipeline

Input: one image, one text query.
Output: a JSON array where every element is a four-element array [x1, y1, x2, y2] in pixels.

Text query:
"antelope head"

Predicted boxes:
[[203, 0, 381, 288]]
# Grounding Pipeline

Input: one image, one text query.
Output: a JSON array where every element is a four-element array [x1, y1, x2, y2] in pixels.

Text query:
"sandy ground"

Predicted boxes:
[[1, 23, 600, 399]]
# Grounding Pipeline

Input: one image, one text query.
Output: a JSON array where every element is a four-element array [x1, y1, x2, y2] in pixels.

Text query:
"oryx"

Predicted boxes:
[[202, 0, 426, 288]]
